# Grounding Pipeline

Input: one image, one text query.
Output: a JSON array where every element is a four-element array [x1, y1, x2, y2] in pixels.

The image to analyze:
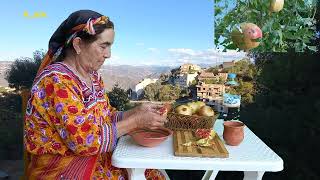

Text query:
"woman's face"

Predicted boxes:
[[79, 28, 115, 72]]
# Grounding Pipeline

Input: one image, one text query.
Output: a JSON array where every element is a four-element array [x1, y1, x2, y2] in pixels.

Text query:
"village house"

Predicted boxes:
[[197, 71, 228, 83], [179, 63, 201, 74], [205, 93, 241, 115], [196, 82, 225, 99], [134, 78, 158, 99], [173, 73, 198, 87], [220, 60, 236, 69], [170, 63, 202, 88], [196, 82, 226, 112]]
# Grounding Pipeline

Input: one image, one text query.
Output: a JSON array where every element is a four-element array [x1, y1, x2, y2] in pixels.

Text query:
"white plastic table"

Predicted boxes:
[[112, 120, 283, 180]]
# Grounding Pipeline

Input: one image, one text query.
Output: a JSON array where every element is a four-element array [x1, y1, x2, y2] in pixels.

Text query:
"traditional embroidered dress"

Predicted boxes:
[[24, 62, 165, 180]]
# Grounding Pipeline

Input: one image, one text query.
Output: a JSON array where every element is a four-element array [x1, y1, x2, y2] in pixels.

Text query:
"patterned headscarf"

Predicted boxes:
[[36, 10, 110, 76]]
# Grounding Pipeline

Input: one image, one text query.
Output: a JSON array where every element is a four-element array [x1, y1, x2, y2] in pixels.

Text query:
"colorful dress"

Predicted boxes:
[[24, 62, 165, 180]]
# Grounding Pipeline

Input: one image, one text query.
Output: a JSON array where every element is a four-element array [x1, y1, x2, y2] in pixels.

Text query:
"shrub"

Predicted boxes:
[[5, 50, 45, 90]]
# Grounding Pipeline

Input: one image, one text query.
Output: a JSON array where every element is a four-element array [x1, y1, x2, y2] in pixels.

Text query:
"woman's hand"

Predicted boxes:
[[137, 103, 163, 114], [133, 110, 168, 129], [123, 103, 162, 119], [117, 103, 170, 136]]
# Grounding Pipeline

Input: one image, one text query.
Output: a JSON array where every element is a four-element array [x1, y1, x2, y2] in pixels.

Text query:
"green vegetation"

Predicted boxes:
[[143, 82, 182, 101], [5, 50, 45, 90], [215, 0, 317, 52], [0, 92, 23, 159], [159, 73, 170, 84], [159, 84, 182, 101], [226, 79, 255, 104], [143, 82, 160, 101], [107, 83, 130, 111], [203, 77, 225, 85], [238, 52, 320, 180], [206, 67, 220, 74], [204, 58, 257, 105], [225, 58, 258, 80]]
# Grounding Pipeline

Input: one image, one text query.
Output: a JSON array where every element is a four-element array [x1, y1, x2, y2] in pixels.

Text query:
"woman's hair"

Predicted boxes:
[[55, 20, 114, 62]]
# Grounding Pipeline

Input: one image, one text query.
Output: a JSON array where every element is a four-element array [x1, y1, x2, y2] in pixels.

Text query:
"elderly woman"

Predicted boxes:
[[24, 10, 167, 180]]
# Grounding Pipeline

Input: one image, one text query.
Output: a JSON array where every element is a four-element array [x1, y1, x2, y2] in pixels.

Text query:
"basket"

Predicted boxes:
[[165, 111, 219, 130]]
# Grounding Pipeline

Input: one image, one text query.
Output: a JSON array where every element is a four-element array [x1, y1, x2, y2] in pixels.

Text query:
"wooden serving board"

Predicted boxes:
[[173, 130, 229, 158]]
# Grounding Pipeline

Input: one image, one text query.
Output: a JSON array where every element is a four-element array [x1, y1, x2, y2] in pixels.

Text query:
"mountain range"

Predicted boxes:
[[99, 65, 173, 90], [0, 61, 173, 91]]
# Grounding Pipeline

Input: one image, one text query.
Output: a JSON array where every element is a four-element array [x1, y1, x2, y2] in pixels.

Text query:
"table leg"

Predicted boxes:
[[201, 170, 219, 180], [243, 171, 265, 180], [159, 169, 171, 180], [127, 168, 146, 180]]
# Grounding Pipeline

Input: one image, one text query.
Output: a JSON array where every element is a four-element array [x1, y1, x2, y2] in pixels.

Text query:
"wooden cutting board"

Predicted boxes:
[[173, 130, 229, 158]]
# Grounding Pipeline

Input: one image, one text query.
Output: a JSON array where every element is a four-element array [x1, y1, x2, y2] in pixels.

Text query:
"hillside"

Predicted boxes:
[[0, 61, 173, 90], [0, 61, 12, 87]]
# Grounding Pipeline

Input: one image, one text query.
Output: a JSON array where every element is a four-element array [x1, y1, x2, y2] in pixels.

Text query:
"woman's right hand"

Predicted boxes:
[[133, 110, 168, 129]]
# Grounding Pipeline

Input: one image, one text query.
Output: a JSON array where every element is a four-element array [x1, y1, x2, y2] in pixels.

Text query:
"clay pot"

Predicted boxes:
[[129, 127, 172, 147], [223, 121, 245, 146]]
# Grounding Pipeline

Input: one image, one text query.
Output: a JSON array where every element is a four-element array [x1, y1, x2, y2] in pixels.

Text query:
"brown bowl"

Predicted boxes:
[[128, 127, 172, 147]]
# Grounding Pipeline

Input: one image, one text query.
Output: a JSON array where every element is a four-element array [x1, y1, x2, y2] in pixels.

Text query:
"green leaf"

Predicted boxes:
[[303, 18, 315, 26], [307, 46, 317, 52], [225, 42, 238, 50], [283, 32, 296, 40], [214, 7, 223, 16]]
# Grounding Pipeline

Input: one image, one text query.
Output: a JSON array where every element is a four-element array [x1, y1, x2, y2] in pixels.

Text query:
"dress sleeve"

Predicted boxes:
[[33, 73, 118, 155], [105, 95, 124, 123]]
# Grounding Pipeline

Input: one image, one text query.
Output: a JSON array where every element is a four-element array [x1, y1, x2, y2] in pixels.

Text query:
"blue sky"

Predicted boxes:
[[0, 0, 245, 66]]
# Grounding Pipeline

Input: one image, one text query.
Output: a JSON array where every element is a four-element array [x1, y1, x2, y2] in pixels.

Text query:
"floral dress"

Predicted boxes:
[[24, 62, 165, 180]]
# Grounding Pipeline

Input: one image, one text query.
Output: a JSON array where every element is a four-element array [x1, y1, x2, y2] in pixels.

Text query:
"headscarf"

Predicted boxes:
[[36, 10, 109, 76]]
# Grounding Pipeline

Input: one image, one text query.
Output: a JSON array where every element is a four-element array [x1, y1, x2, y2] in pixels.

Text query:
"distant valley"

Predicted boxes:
[[0, 61, 173, 91]]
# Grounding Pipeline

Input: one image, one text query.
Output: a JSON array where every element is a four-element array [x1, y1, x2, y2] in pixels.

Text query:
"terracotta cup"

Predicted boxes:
[[223, 121, 245, 146]]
